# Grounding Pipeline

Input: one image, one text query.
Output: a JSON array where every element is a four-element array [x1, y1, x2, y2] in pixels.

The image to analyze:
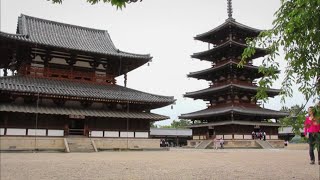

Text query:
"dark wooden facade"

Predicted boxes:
[[0, 15, 175, 138], [180, 1, 287, 140]]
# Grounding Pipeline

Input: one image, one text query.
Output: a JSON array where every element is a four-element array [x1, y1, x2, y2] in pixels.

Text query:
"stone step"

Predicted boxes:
[[255, 140, 274, 149], [195, 140, 212, 149], [66, 138, 95, 153]]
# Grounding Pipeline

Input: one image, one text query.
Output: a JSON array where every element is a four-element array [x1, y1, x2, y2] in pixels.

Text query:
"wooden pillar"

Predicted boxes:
[[64, 116, 69, 136], [3, 68, 8, 77], [4, 113, 8, 135], [84, 118, 89, 137]]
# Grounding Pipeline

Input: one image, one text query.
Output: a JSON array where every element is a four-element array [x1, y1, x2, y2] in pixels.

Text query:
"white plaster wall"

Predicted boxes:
[[47, 130, 64, 136], [234, 135, 243, 139], [105, 131, 119, 137], [28, 129, 46, 136], [6, 128, 26, 136], [96, 64, 105, 71], [120, 132, 134, 138], [135, 132, 149, 138], [74, 61, 90, 68], [244, 135, 252, 139], [224, 135, 233, 139], [91, 131, 103, 137], [0, 128, 4, 135], [50, 57, 68, 65]]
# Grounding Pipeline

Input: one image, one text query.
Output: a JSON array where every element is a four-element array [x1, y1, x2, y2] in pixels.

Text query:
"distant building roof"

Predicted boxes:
[[150, 128, 192, 137], [278, 127, 303, 134], [188, 120, 281, 128]]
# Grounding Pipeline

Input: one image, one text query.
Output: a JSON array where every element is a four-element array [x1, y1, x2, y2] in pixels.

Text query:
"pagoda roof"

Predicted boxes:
[[0, 76, 175, 107], [191, 40, 267, 61], [194, 19, 263, 43], [187, 61, 263, 80], [184, 84, 280, 99], [187, 120, 281, 128], [0, 104, 168, 121], [179, 105, 288, 120], [0, 14, 151, 60]]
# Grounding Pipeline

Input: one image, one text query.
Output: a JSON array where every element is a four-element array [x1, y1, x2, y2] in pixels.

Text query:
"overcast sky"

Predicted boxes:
[[0, 0, 316, 125]]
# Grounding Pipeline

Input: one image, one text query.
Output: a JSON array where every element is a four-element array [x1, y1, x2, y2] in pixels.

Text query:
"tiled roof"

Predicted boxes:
[[0, 14, 151, 60], [184, 84, 280, 98], [195, 19, 263, 43], [0, 76, 175, 106], [278, 127, 303, 134], [180, 105, 288, 119], [191, 40, 267, 61], [0, 104, 168, 120], [150, 128, 192, 136], [188, 120, 281, 128], [187, 61, 263, 79]]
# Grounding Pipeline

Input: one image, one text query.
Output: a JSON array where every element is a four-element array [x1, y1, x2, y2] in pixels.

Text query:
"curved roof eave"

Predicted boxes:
[[191, 40, 267, 59], [184, 84, 280, 98], [180, 105, 288, 119], [187, 61, 260, 78], [0, 31, 151, 60], [0, 76, 176, 107], [195, 19, 264, 41]]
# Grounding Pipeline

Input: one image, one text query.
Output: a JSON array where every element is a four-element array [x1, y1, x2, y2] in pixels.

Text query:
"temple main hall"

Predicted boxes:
[[0, 14, 175, 142]]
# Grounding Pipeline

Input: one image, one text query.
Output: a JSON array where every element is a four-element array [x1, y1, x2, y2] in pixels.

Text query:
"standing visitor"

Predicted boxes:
[[213, 137, 218, 150], [252, 131, 255, 139], [219, 138, 224, 149], [304, 106, 320, 165], [263, 132, 266, 141]]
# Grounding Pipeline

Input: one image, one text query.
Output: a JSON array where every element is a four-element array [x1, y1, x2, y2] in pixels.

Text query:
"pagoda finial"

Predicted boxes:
[[227, 0, 233, 19]]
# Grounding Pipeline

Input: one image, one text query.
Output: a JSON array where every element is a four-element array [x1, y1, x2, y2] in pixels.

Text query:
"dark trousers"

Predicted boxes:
[[308, 133, 320, 161]]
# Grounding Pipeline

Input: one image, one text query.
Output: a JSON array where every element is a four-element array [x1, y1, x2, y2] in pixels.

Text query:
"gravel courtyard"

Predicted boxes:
[[1, 149, 319, 180]]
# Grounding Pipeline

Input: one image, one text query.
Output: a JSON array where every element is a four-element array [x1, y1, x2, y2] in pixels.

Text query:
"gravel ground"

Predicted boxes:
[[1, 149, 319, 180]]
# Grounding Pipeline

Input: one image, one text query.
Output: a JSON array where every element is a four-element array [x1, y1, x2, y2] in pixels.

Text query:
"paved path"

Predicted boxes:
[[1, 149, 319, 180]]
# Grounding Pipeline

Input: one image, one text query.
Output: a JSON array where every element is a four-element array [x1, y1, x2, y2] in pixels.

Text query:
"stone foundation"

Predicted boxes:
[[0, 137, 65, 151], [187, 139, 285, 149], [93, 138, 160, 149], [0, 136, 161, 151], [268, 140, 285, 148]]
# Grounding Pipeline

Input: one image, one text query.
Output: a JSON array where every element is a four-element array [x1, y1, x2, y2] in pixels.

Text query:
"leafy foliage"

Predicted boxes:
[[150, 121, 158, 128], [170, 120, 192, 129], [49, 0, 142, 9], [279, 104, 306, 135], [241, 0, 320, 102], [152, 120, 192, 129]]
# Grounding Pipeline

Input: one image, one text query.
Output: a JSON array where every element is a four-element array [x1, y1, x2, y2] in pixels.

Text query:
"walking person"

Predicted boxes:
[[304, 106, 320, 165], [263, 132, 266, 141]]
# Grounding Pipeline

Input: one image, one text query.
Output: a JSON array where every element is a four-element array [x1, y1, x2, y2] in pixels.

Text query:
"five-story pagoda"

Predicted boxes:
[[180, 0, 287, 140]]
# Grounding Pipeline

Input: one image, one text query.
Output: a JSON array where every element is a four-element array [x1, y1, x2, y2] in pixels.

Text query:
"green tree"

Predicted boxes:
[[170, 120, 191, 129], [49, 0, 141, 8], [150, 121, 158, 128], [241, 0, 320, 102], [157, 120, 192, 129], [279, 104, 306, 135]]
